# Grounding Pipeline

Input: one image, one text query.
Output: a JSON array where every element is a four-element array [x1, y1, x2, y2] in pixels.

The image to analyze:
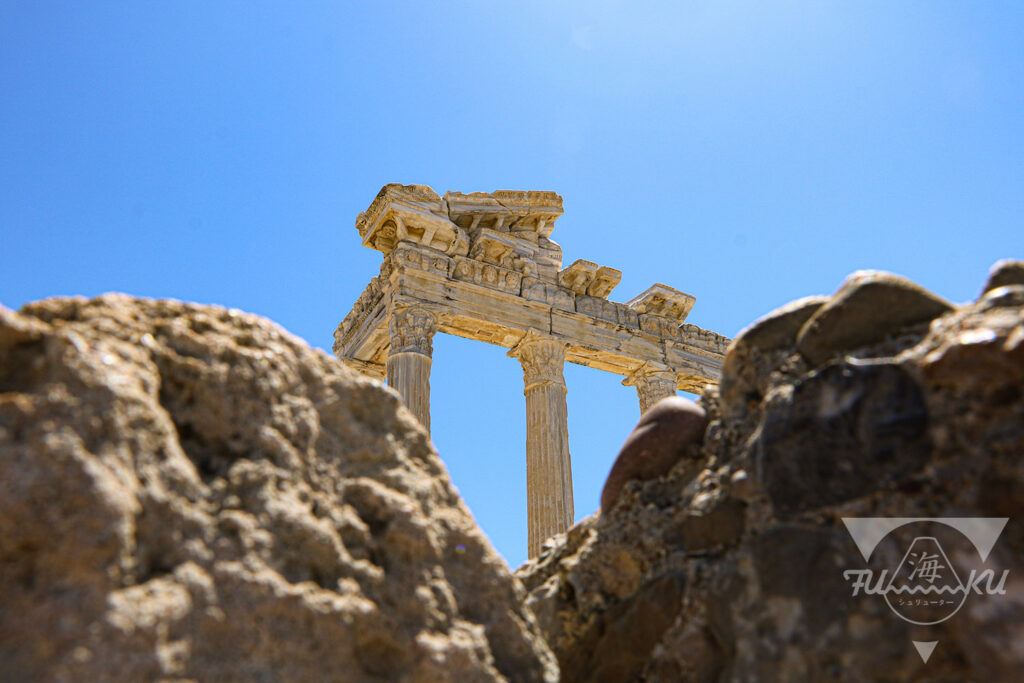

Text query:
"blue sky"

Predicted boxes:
[[2, 2, 1022, 568]]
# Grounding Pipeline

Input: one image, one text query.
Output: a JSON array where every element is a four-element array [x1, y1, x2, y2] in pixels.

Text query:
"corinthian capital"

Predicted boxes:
[[389, 305, 438, 356], [623, 362, 678, 413], [508, 332, 566, 391]]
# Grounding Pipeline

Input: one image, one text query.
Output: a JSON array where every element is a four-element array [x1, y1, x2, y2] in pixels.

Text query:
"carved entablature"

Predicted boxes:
[[559, 259, 597, 293], [679, 324, 730, 355], [334, 275, 387, 353], [444, 191, 512, 233], [627, 284, 696, 322], [468, 229, 518, 267], [522, 277, 575, 312], [341, 357, 386, 380], [492, 190, 564, 240], [558, 260, 622, 299], [639, 313, 682, 341], [576, 295, 626, 326], [532, 237, 563, 283], [587, 268, 622, 299], [337, 184, 731, 388], [452, 256, 522, 295], [388, 242, 452, 278], [443, 190, 563, 241], [357, 184, 468, 257], [443, 191, 567, 283], [678, 376, 713, 394]]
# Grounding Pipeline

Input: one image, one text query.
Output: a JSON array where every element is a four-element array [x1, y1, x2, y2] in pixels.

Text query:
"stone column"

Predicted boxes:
[[623, 364, 678, 415], [509, 335, 574, 558], [387, 305, 437, 434]]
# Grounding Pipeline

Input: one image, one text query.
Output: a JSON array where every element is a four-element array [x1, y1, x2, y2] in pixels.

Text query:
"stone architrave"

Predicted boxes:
[[336, 184, 732, 557], [622, 363, 679, 414], [387, 305, 437, 433], [510, 333, 574, 558]]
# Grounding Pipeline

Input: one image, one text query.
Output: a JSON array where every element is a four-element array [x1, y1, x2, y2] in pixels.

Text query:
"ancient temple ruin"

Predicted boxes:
[[334, 184, 730, 557]]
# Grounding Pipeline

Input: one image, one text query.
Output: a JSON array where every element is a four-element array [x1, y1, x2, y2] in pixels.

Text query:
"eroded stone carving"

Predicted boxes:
[[522, 277, 575, 312], [389, 305, 437, 356], [389, 242, 452, 278], [575, 295, 622, 325], [679, 324, 730, 355], [357, 184, 457, 255], [453, 257, 522, 295], [622, 363, 678, 414], [558, 260, 622, 299], [511, 333, 567, 391], [628, 283, 696, 321]]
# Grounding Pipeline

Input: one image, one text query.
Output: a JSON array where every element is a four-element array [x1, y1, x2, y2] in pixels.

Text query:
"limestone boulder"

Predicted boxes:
[[0, 295, 557, 682], [518, 264, 1024, 681]]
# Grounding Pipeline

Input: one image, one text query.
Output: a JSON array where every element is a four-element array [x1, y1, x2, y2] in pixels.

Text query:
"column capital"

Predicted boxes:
[[622, 362, 678, 414], [508, 331, 566, 391], [389, 305, 438, 356]]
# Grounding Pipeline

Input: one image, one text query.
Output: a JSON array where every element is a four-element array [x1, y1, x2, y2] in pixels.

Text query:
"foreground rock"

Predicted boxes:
[[600, 397, 707, 512], [0, 295, 557, 682], [518, 267, 1024, 681]]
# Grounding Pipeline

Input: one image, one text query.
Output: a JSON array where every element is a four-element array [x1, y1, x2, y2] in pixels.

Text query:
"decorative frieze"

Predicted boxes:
[[575, 295, 623, 325], [638, 313, 680, 340], [679, 324, 730, 355], [616, 305, 640, 329], [522, 277, 575, 312], [452, 256, 522, 295], [389, 242, 452, 278]]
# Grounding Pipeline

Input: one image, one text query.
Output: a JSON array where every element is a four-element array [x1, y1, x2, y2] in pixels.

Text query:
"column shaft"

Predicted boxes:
[[511, 336, 574, 558], [386, 352, 432, 432]]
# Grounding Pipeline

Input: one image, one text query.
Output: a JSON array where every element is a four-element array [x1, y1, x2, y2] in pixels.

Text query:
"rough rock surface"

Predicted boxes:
[[981, 258, 1024, 294], [518, 266, 1024, 681], [0, 295, 557, 682], [795, 270, 954, 366]]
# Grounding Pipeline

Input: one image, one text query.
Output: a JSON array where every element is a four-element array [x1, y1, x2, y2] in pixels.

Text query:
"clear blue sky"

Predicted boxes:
[[2, 2, 1022, 568]]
